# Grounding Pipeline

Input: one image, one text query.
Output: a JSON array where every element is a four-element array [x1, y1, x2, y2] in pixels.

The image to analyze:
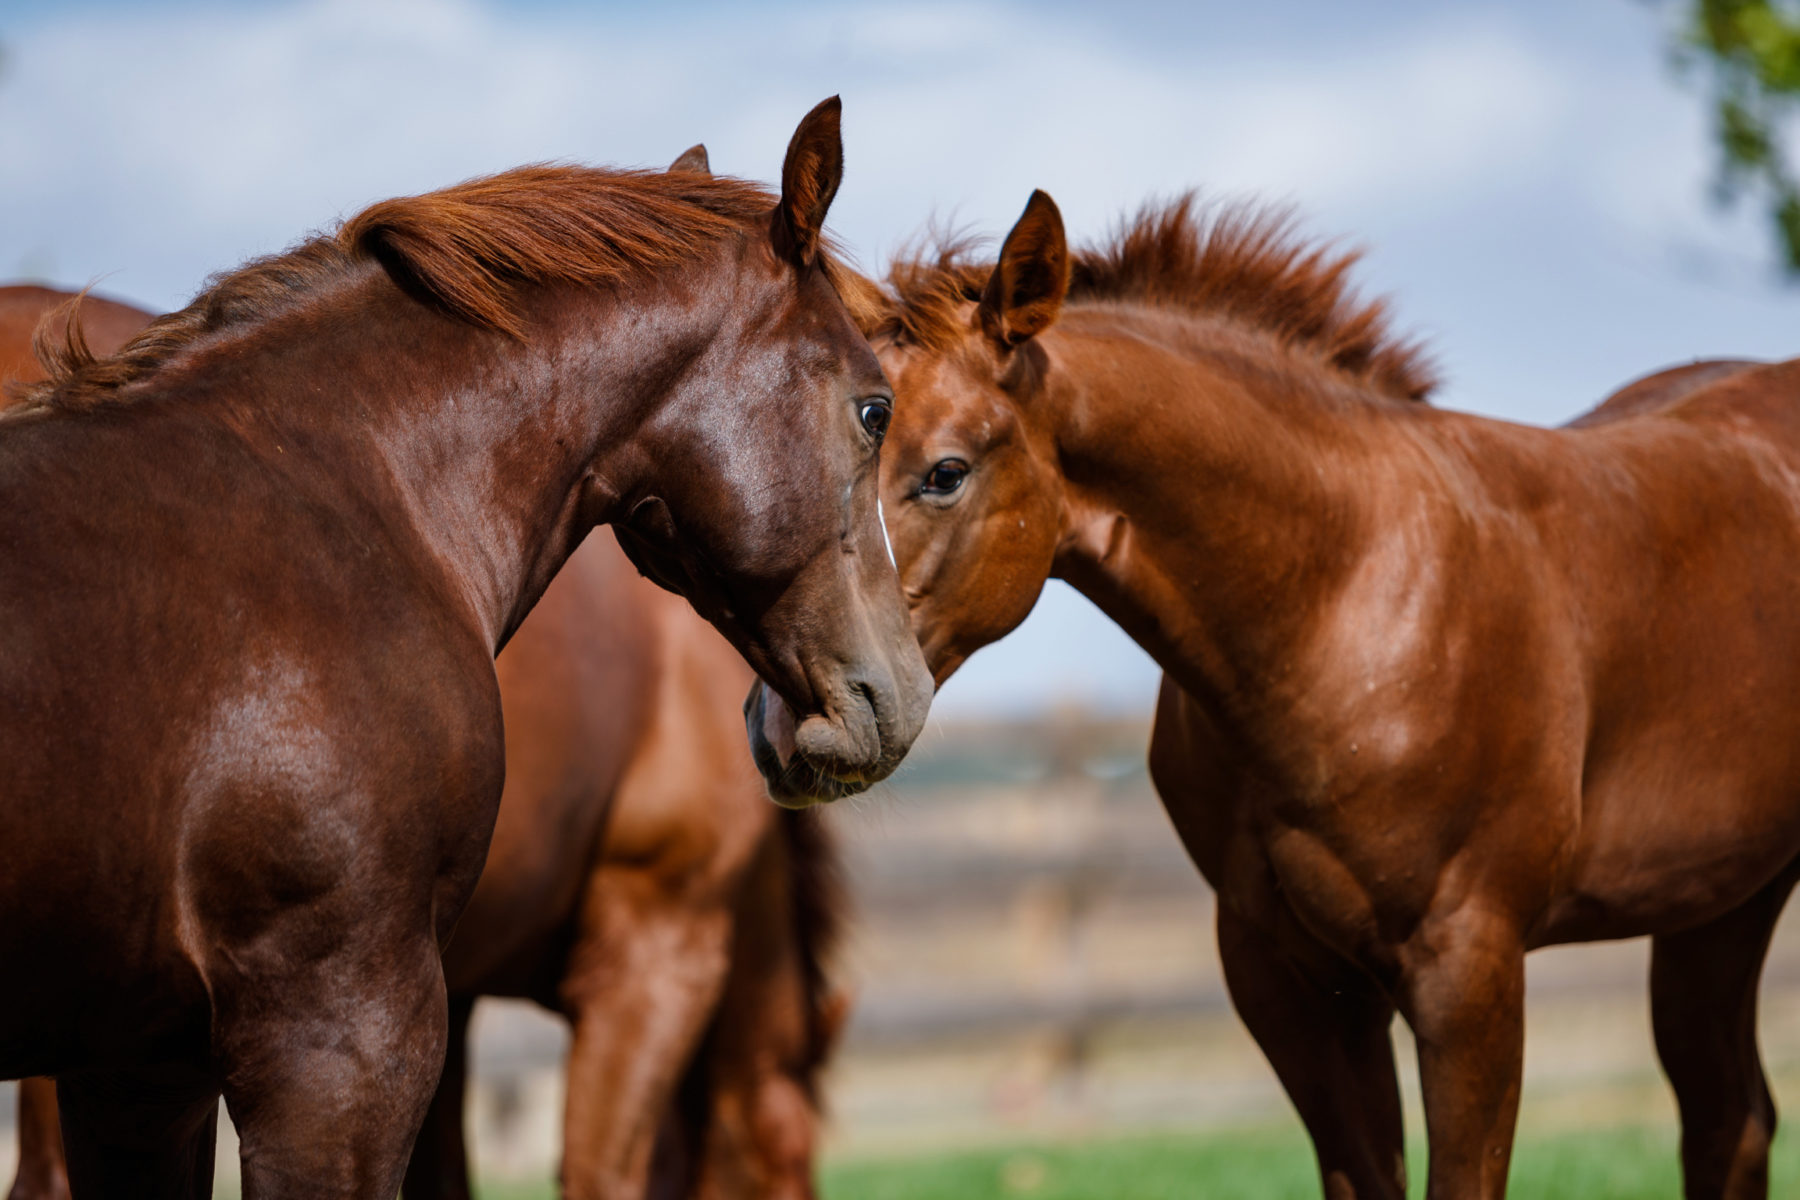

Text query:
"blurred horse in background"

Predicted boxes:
[[0, 287, 147, 389], [866, 189, 1800, 1200], [407, 522, 847, 1200], [3, 271, 847, 1199]]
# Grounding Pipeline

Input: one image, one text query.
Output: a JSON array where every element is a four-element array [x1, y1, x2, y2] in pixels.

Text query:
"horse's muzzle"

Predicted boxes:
[[744, 680, 884, 807]]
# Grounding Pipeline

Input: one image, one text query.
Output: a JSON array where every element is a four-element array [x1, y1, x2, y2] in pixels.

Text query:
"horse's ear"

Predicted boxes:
[[668, 144, 711, 175], [772, 96, 843, 268], [977, 190, 1069, 351]]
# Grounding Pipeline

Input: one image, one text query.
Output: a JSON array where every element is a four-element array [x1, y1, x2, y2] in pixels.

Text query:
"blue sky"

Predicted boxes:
[[2, 0, 1792, 716]]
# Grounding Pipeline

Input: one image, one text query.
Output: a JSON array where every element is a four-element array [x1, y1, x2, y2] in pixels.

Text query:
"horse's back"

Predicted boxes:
[[1564, 355, 1800, 463], [0, 284, 151, 391]]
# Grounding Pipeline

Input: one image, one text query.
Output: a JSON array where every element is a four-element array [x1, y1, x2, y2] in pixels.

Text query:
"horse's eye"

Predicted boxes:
[[922, 459, 968, 496], [859, 400, 892, 444]]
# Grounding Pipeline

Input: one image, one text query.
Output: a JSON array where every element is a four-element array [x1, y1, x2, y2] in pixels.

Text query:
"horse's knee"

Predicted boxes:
[[217, 957, 449, 1198]]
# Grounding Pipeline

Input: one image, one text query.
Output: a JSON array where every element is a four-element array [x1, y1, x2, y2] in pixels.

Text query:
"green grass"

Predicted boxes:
[[819, 1127, 1320, 1200], [808, 1122, 1800, 1200], [472, 1120, 1800, 1199]]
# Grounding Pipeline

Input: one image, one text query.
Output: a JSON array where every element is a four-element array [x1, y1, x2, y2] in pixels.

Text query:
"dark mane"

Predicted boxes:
[[18, 165, 789, 411], [872, 193, 1437, 403]]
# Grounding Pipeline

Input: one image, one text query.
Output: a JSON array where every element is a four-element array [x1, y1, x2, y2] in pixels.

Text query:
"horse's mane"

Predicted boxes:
[[781, 805, 845, 1101], [873, 193, 1436, 403], [19, 165, 875, 411]]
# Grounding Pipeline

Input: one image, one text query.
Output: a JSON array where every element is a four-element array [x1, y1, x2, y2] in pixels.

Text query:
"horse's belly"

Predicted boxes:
[[0, 894, 208, 1079], [1540, 760, 1800, 944]]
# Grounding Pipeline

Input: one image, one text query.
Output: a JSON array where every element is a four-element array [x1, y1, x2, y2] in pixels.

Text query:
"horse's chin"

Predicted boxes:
[[743, 682, 874, 808], [761, 758, 872, 809]]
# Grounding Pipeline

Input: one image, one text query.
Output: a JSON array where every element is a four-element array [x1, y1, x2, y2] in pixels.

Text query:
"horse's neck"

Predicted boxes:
[[1045, 307, 1420, 723], [180, 269, 683, 652]]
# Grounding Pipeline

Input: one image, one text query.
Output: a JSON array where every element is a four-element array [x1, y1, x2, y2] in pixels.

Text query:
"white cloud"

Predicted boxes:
[[3, 0, 1791, 717], [0, 0, 1571, 307]]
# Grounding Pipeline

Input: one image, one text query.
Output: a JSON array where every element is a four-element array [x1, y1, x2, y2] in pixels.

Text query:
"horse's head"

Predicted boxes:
[[607, 100, 931, 805], [873, 191, 1072, 685]]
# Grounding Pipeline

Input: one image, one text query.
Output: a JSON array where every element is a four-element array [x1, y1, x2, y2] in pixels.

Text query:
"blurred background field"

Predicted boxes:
[[9, 709, 1800, 1197]]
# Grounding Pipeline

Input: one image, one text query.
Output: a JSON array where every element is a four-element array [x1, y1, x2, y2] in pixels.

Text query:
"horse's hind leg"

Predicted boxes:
[[55, 1069, 219, 1200], [1217, 904, 1407, 1200], [7, 1079, 71, 1200], [401, 993, 476, 1200], [1652, 868, 1797, 1200]]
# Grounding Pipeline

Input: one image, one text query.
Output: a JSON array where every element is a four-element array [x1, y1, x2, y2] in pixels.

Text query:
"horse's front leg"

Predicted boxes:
[[400, 993, 477, 1200], [54, 1067, 219, 1200], [216, 936, 449, 1200], [1216, 903, 1406, 1200], [1398, 902, 1527, 1200]]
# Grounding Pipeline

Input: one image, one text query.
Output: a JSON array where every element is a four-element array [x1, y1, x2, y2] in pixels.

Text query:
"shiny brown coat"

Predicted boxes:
[[0, 98, 926, 1199], [4, 284, 842, 1200], [871, 191, 1800, 1200]]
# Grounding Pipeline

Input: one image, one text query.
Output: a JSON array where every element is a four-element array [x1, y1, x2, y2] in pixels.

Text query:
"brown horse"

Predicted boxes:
[[5, 265, 843, 1199], [0, 97, 928, 1199], [868, 190, 1800, 1200]]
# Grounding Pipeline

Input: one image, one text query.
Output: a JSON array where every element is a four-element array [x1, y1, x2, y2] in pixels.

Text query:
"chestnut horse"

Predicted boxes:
[[5, 266, 844, 1200], [0, 97, 928, 1199], [868, 191, 1800, 1200]]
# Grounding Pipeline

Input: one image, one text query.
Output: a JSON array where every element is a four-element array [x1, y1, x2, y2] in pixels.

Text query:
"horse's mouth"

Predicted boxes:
[[744, 682, 875, 807]]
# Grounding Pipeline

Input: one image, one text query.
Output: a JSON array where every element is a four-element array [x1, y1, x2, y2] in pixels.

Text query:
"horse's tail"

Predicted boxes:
[[779, 804, 849, 1101], [646, 804, 850, 1200]]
